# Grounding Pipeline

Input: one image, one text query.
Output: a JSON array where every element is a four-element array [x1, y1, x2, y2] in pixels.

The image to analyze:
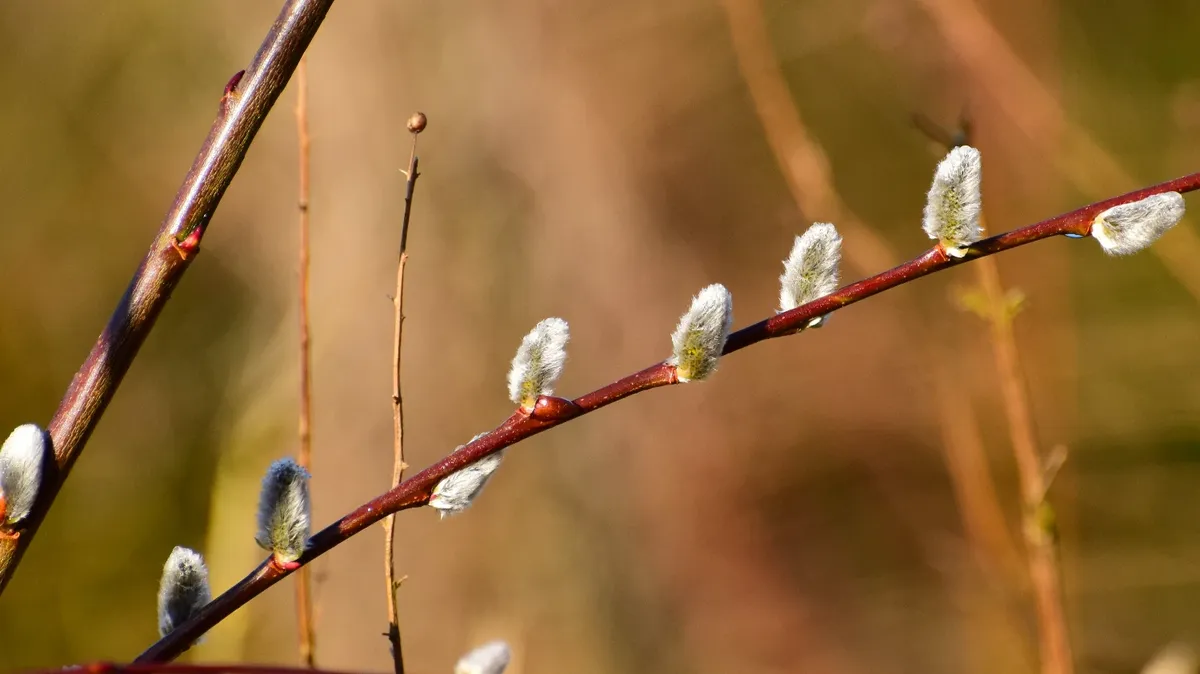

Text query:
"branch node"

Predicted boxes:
[[530, 395, 582, 421], [222, 70, 246, 103]]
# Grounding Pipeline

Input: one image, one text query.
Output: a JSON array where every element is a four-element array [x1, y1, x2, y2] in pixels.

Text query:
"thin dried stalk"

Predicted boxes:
[[974, 219, 1073, 674], [383, 117, 423, 674], [294, 55, 317, 668]]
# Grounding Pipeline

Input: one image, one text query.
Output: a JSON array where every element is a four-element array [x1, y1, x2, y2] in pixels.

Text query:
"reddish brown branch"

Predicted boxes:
[[136, 171, 1200, 662], [293, 55, 317, 668], [0, 0, 335, 595]]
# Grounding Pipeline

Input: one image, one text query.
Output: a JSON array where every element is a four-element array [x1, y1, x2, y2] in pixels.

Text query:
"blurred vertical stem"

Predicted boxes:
[[294, 55, 317, 667], [719, 0, 1023, 624], [974, 216, 1073, 674], [932, 109, 1074, 674], [0, 0, 336, 596], [383, 114, 424, 674]]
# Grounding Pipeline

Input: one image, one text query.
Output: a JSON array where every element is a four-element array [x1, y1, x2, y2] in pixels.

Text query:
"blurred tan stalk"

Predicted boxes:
[[294, 55, 318, 667], [718, 0, 1022, 599], [975, 215, 1074, 674]]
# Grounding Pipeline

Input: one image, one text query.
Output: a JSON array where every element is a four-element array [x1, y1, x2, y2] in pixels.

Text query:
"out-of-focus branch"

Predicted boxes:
[[383, 112, 425, 674], [720, 0, 1023, 604], [0, 0, 336, 595], [293, 55, 317, 668], [915, 112, 1072, 673], [916, 0, 1200, 303], [973, 214, 1074, 674], [136, 170, 1200, 662]]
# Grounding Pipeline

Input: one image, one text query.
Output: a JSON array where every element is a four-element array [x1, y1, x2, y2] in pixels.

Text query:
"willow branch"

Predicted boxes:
[[293, 54, 317, 668], [383, 115, 424, 674], [136, 171, 1200, 662], [0, 0, 335, 596]]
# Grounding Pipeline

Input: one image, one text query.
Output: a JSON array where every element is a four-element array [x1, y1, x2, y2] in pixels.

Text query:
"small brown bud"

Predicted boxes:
[[407, 112, 427, 134], [530, 395, 582, 421]]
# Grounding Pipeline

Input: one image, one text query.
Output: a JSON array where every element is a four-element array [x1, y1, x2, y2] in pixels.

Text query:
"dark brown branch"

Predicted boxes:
[[136, 171, 1200, 662], [293, 55, 317, 668], [0, 0, 336, 595]]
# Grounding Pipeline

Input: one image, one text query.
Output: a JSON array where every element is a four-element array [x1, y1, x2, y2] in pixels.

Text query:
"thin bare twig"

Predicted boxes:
[[136, 170, 1200, 662], [294, 54, 317, 669], [0, 0, 336, 596], [382, 112, 425, 674]]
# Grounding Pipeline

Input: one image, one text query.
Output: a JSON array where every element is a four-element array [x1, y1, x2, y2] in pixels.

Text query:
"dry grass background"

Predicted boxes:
[[2, 1, 1200, 672]]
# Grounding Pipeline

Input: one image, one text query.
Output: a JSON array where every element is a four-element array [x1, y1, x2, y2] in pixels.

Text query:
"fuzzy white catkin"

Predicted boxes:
[[922, 145, 983, 257], [506, 317, 570, 409], [1090, 192, 1186, 256], [429, 450, 504, 518], [779, 222, 842, 323], [255, 458, 311, 563], [455, 640, 512, 674], [157, 546, 211, 638], [669, 284, 734, 382], [0, 424, 47, 525], [1141, 642, 1198, 674]]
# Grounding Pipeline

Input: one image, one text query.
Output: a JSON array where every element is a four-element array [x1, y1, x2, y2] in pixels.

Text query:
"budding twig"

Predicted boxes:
[[382, 111, 425, 674], [135, 170, 1200, 662], [293, 53, 316, 669], [0, 0, 336, 596]]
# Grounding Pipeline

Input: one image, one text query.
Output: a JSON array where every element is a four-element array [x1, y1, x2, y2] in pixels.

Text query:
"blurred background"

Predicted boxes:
[[1, 0, 1199, 672]]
